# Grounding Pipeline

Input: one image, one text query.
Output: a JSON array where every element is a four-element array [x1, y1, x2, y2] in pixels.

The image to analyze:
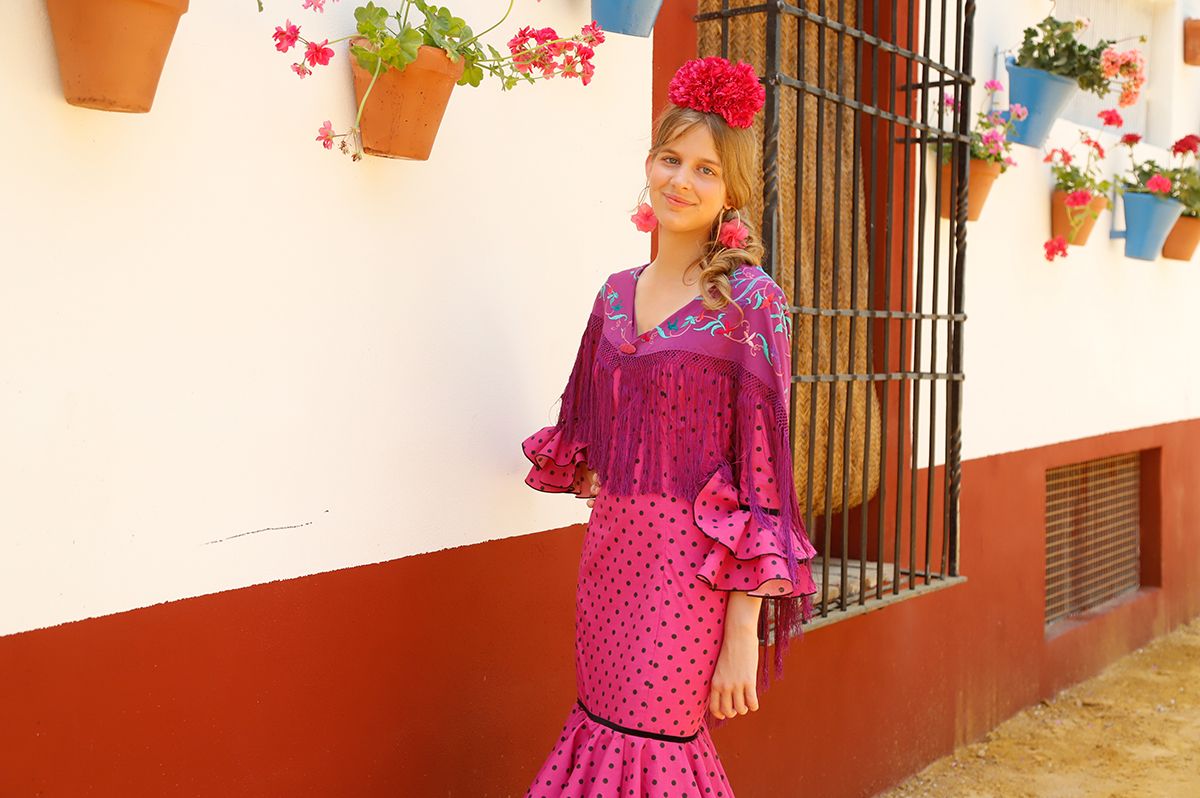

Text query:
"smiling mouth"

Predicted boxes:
[[665, 194, 693, 207]]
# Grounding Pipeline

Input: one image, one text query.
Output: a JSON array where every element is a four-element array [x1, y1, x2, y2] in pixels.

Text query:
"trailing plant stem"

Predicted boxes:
[[355, 49, 385, 129]]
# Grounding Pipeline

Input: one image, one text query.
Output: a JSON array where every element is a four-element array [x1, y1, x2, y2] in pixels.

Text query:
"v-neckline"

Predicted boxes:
[[630, 263, 704, 339]]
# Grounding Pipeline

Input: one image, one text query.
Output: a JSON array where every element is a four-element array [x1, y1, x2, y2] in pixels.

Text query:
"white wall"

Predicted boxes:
[[0, 0, 648, 636], [3, 1, 1197, 638], [914, 0, 1200, 469]]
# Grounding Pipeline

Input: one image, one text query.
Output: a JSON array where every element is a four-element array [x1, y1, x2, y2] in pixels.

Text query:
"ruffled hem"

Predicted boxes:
[[522, 425, 591, 497], [524, 704, 734, 798], [692, 462, 819, 598]]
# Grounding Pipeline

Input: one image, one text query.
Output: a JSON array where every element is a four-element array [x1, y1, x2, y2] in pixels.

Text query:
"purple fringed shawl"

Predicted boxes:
[[542, 263, 817, 698]]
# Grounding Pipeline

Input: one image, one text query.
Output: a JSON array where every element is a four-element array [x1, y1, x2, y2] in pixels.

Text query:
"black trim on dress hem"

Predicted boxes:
[[575, 698, 700, 743]]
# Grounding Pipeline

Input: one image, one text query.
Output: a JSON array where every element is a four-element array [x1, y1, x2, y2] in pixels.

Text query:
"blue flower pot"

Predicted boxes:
[[1110, 190, 1185, 261], [1004, 57, 1078, 148], [591, 0, 664, 37]]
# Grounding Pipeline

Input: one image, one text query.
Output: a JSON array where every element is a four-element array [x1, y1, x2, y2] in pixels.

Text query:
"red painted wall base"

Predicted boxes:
[[2, 419, 1198, 796]]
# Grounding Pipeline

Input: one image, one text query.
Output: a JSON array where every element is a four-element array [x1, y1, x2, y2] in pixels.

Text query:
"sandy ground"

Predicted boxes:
[[875, 615, 1200, 798]]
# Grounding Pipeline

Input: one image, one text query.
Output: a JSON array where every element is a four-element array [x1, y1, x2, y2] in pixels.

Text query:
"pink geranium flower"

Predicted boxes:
[[1118, 83, 1141, 108], [1101, 49, 1122, 79], [291, 62, 312, 79], [302, 0, 327, 11], [304, 39, 334, 68], [1120, 133, 1142, 147], [316, 120, 335, 150], [507, 25, 535, 52], [981, 127, 1006, 155], [1009, 103, 1028, 121], [1146, 174, 1172, 194], [581, 21, 605, 46], [984, 79, 1004, 92], [1097, 108, 1123, 127], [272, 20, 300, 53]]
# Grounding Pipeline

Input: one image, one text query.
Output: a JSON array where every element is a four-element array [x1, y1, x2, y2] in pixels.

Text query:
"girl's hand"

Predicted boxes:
[[572, 465, 602, 506], [585, 469, 601, 507], [709, 621, 760, 720]]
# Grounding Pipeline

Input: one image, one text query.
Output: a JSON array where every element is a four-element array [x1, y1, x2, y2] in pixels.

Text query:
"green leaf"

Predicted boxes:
[[461, 62, 484, 87], [397, 26, 423, 63], [351, 44, 380, 74], [354, 2, 389, 38]]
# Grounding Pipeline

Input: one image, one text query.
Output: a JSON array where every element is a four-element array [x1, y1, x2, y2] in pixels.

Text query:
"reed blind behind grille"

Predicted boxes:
[[1045, 453, 1141, 626], [694, 0, 975, 633]]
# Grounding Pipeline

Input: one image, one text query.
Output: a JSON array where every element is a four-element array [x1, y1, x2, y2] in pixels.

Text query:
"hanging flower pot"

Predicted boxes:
[[1185, 19, 1200, 67], [349, 40, 466, 160], [1004, 56, 1077, 148], [1162, 215, 1200, 261], [45, 0, 188, 112], [937, 157, 1001, 221], [1050, 190, 1109, 246], [591, 0, 664, 38], [1110, 190, 1185, 261]]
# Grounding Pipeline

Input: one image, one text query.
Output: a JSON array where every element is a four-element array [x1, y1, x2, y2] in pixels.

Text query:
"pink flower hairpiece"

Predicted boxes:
[[667, 56, 765, 129]]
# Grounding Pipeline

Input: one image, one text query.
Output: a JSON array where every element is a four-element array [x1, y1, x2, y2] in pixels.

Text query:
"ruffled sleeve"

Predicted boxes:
[[520, 282, 605, 498], [692, 270, 818, 606], [693, 460, 818, 597], [522, 424, 592, 497]]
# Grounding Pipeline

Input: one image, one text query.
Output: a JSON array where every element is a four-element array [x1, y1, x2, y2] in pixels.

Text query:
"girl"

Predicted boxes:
[[521, 56, 818, 797]]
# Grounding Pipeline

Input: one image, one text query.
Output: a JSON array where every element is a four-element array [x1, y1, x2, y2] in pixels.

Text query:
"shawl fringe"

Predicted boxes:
[[553, 313, 817, 702]]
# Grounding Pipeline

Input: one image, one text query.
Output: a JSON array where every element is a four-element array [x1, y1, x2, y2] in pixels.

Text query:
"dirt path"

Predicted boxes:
[[876, 615, 1200, 798]]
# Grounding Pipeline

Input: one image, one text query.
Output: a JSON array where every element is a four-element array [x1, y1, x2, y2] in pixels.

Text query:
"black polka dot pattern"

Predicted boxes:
[[522, 490, 737, 797]]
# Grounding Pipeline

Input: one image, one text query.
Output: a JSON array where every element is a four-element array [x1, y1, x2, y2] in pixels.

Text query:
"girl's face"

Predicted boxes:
[[645, 123, 729, 236]]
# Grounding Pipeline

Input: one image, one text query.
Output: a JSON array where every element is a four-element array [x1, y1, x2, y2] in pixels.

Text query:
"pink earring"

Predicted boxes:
[[717, 207, 749, 249], [631, 185, 657, 232]]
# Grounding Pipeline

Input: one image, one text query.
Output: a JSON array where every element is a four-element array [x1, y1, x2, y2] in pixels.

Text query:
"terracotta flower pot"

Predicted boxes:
[[938, 157, 1002, 221], [1050, 190, 1109, 246], [1185, 19, 1200, 67], [349, 41, 466, 160], [1162, 215, 1200, 261], [45, 0, 189, 113]]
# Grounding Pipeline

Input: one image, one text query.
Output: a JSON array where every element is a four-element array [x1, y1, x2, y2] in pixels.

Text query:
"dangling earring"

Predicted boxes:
[[631, 183, 657, 232], [717, 206, 749, 249]]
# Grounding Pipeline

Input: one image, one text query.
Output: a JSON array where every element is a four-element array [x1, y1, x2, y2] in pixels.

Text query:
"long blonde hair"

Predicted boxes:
[[644, 104, 766, 312]]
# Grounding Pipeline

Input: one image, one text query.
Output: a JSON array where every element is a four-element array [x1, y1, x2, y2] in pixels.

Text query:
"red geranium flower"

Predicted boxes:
[[1081, 134, 1105, 159], [1065, 189, 1093, 208], [667, 56, 766, 129], [1171, 134, 1200, 157], [1044, 236, 1068, 262]]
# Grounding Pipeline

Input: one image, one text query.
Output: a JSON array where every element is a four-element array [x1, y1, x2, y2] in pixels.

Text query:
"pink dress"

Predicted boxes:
[[521, 262, 818, 797]]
